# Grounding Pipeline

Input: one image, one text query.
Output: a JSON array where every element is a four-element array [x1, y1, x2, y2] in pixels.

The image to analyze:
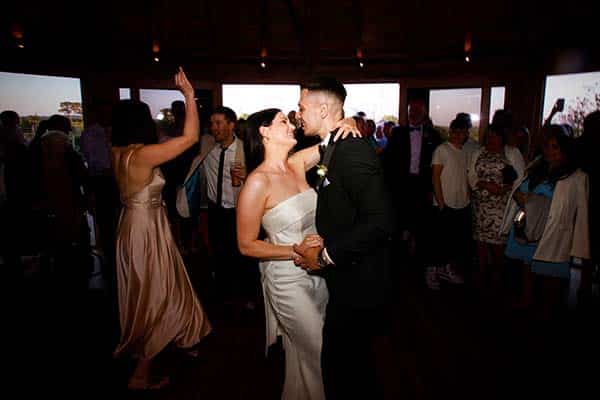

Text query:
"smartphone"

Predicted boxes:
[[514, 209, 526, 227], [556, 98, 565, 112]]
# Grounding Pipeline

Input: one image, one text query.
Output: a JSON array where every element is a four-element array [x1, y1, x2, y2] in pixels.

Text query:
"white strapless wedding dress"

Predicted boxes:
[[260, 189, 328, 400]]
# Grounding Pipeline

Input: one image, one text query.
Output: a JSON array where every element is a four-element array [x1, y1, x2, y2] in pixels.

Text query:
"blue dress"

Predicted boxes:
[[505, 178, 570, 278]]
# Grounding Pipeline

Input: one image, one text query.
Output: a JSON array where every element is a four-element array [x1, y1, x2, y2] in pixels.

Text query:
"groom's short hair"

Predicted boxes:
[[301, 77, 347, 105]]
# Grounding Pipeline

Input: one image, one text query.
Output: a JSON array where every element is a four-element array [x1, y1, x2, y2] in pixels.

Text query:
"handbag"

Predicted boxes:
[[514, 193, 552, 245], [176, 156, 208, 218], [176, 135, 216, 218]]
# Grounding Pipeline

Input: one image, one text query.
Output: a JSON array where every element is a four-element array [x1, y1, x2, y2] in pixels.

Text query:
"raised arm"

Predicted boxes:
[[543, 99, 562, 127], [133, 67, 200, 168], [289, 118, 361, 171], [289, 145, 321, 171], [237, 173, 298, 260]]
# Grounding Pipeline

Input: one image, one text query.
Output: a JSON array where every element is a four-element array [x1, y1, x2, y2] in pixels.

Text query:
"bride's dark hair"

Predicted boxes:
[[244, 108, 281, 174]]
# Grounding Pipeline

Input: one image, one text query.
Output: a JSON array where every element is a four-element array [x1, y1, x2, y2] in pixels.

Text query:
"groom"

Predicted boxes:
[[294, 77, 395, 399]]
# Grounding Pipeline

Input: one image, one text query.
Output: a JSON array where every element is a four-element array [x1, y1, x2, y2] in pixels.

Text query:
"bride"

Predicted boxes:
[[236, 108, 357, 400]]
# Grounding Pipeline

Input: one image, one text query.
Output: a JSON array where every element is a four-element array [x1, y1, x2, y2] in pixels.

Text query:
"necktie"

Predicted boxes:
[[216, 146, 226, 207]]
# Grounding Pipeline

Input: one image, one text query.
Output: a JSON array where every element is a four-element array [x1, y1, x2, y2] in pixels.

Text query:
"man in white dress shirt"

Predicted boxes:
[[202, 106, 253, 307], [382, 99, 442, 275]]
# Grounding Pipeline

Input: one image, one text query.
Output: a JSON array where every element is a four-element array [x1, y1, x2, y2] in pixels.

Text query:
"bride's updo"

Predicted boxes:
[[244, 108, 281, 174]]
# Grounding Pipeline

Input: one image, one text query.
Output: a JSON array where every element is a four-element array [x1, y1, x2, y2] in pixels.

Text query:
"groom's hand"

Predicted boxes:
[[298, 234, 324, 249], [293, 244, 323, 272]]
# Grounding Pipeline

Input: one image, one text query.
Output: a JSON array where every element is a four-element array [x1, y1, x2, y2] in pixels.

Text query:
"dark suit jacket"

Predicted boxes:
[[383, 125, 442, 184], [316, 136, 395, 309], [382, 125, 442, 228]]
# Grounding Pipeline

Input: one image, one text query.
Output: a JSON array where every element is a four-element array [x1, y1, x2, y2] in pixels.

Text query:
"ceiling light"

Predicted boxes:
[[464, 32, 472, 63], [260, 61, 266, 68], [154, 56, 160, 62], [359, 61, 364, 68], [11, 24, 25, 49]]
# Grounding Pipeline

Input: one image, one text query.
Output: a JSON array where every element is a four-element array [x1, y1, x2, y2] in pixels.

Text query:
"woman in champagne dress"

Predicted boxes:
[[237, 109, 357, 400], [111, 68, 211, 390]]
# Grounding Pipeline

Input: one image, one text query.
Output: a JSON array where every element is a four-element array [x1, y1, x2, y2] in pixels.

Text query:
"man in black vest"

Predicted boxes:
[[294, 77, 395, 399]]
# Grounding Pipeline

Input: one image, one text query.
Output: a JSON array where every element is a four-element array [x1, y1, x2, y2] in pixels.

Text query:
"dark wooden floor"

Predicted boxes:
[[17, 251, 599, 399]]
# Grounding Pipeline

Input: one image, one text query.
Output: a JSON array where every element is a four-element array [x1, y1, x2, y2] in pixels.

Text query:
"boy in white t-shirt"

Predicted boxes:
[[427, 117, 471, 289]]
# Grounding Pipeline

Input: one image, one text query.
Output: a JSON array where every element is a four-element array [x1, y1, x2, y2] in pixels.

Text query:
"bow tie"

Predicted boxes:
[[409, 126, 422, 132]]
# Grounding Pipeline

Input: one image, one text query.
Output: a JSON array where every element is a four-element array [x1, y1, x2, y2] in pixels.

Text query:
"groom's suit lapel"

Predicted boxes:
[[315, 134, 337, 192]]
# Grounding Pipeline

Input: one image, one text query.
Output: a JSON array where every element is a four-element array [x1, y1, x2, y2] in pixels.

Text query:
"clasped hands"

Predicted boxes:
[[293, 234, 324, 272]]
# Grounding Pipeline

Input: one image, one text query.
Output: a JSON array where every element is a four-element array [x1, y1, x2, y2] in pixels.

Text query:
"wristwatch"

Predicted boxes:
[[317, 248, 328, 269]]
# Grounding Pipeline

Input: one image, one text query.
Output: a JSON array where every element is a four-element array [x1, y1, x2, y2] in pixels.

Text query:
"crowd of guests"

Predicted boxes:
[[2, 77, 599, 393], [380, 100, 598, 320]]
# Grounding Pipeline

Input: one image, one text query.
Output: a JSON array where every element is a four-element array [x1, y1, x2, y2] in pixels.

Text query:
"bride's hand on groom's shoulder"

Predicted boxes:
[[333, 118, 362, 142]]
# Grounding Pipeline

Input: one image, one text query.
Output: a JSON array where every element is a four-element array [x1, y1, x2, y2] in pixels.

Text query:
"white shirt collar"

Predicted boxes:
[[321, 132, 332, 148], [220, 136, 238, 151]]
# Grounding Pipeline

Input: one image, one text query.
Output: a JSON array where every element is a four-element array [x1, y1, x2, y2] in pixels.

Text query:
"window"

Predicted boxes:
[[343, 83, 400, 123], [429, 88, 482, 138], [139, 89, 184, 120], [0, 71, 83, 142], [119, 88, 131, 100], [490, 86, 506, 121], [543, 71, 600, 135], [222, 84, 300, 119]]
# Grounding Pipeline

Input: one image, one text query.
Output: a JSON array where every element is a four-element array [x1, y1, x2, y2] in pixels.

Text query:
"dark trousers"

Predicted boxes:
[[0, 201, 21, 280], [394, 174, 435, 270], [89, 176, 119, 289], [322, 302, 386, 400], [431, 205, 472, 269], [208, 206, 257, 304]]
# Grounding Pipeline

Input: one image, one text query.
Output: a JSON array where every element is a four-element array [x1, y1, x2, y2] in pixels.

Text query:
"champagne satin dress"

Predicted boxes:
[[114, 149, 211, 359]]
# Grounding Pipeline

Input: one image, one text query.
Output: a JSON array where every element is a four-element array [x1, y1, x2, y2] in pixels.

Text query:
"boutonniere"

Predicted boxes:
[[316, 164, 328, 177]]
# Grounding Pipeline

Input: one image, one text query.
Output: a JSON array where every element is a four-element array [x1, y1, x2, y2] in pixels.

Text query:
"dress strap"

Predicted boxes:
[[122, 148, 137, 193]]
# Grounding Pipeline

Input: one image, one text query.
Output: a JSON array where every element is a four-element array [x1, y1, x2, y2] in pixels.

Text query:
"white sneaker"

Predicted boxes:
[[425, 266, 440, 290], [437, 263, 464, 284]]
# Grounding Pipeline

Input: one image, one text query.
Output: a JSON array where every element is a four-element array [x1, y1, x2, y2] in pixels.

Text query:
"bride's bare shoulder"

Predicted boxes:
[[244, 168, 271, 192]]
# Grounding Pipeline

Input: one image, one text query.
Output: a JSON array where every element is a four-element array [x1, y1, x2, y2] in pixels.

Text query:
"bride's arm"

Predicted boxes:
[[289, 145, 320, 171], [289, 118, 361, 171], [237, 173, 297, 260]]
